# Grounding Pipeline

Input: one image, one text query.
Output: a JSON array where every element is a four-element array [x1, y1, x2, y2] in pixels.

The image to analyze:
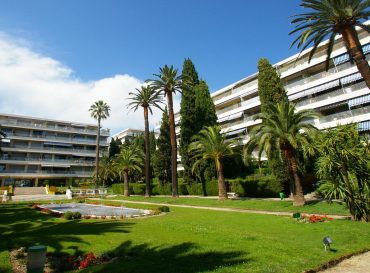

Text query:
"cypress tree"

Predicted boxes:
[[180, 58, 200, 184], [153, 107, 172, 185], [194, 80, 217, 131], [257, 58, 290, 194]]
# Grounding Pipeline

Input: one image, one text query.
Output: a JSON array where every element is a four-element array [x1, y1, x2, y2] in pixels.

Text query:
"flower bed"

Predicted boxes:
[[296, 214, 333, 223]]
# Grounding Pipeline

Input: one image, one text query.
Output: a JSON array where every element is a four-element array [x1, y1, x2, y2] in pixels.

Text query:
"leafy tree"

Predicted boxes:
[[290, 0, 370, 88], [89, 100, 110, 187], [113, 144, 143, 197], [128, 85, 163, 197], [258, 58, 291, 195], [153, 108, 172, 185], [189, 126, 236, 200], [194, 80, 218, 131], [244, 102, 318, 206], [314, 124, 370, 221], [180, 58, 200, 184], [109, 138, 121, 158], [148, 65, 182, 197]]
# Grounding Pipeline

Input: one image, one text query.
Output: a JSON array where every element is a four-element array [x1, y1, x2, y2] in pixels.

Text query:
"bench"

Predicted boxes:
[[227, 192, 238, 198]]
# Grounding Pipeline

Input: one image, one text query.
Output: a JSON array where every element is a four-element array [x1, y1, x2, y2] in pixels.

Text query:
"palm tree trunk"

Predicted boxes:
[[283, 148, 305, 206], [166, 91, 178, 197], [123, 171, 129, 197], [216, 159, 228, 200], [95, 118, 101, 188], [341, 26, 370, 89], [143, 107, 151, 197]]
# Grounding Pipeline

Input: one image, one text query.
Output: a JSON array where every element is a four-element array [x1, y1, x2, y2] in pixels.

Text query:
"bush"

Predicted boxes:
[[158, 206, 170, 212], [64, 211, 73, 220], [73, 211, 82, 219], [228, 175, 282, 197]]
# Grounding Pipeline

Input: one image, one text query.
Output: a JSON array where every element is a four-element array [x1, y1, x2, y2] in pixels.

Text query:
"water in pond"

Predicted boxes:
[[39, 203, 151, 217]]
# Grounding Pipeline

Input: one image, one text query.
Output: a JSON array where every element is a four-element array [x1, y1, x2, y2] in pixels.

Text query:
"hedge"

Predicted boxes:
[[228, 175, 282, 197]]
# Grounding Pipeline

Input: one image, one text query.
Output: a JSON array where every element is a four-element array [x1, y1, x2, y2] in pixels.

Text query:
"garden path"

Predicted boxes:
[[89, 198, 350, 219], [320, 251, 370, 273]]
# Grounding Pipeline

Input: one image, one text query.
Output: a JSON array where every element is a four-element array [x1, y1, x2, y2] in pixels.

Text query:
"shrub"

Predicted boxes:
[[73, 211, 82, 219], [111, 183, 124, 194], [152, 183, 172, 195], [64, 211, 73, 220], [158, 206, 170, 212]]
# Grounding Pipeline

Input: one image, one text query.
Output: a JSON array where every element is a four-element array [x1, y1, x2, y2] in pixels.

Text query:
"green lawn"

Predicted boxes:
[[1, 203, 369, 272], [107, 196, 350, 215]]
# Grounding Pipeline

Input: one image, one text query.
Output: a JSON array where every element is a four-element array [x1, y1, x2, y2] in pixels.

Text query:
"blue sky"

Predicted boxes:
[[0, 0, 303, 91], [0, 0, 304, 133]]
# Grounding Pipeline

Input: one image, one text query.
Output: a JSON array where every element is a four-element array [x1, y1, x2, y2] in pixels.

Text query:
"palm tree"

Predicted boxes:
[[147, 65, 182, 197], [244, 102, 318, 206], [113, 145, 143, 197], [290, 0, 370, 88], [189, 126, 236, 200], [127, 85, 163, 197], [95, 155, 115, 188], [89, 100, 110, 187]]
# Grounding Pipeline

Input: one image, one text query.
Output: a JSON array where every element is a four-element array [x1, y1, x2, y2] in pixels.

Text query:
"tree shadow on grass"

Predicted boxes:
[[0, 204, 134, 255], [91, 240, 250, 273]]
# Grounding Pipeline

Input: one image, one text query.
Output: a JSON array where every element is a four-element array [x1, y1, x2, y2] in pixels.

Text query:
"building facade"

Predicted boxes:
[[175, 24, 370, 154], [111, 128, 144, 143], [0, 113, 109, 187]]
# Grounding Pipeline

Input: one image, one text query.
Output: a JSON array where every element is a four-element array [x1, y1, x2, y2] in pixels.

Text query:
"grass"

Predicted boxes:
[[107, 196, 350, 215], [1, 202, 369, 272]]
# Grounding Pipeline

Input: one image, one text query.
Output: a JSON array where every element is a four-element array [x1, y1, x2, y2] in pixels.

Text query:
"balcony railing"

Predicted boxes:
[[0, 170, 92, 176], [0, 156, 95, 165], [1, 144, 97, 155], [0, 119, 110, 136], [296, 81, 368, 108], [318, 105, 370, 124], [5, 132, 108, 145]]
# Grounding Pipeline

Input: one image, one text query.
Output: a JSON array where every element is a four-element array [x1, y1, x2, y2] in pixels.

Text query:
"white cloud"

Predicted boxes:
[[0, 33, 174, 135]]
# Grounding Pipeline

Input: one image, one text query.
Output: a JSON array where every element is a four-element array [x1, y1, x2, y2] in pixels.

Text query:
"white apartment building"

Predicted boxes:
[[175, 24, 370, 151], [0, 113, 109, 187]]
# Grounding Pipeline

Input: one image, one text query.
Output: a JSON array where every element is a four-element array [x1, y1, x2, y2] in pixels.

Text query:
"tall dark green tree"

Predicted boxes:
[[180, 58, 200, 184], [153, 107, 172, 185], [109, 138, 121, 158], [194, 80, 218, 131], [257, 58, 291, 195]]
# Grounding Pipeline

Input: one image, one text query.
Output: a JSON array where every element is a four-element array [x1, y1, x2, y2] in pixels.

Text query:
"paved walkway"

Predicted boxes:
[[90, 198, 351, 219], [320, 251, 370, 273]]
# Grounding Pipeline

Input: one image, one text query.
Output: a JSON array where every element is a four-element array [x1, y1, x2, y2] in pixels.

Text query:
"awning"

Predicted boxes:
[[225, 128, 246, 136], [340, 72, 362, 85], [41, 164, 71, 168], [316, 101, 347, 111], [333, 53, 350, 66], [348, 94, 370, 108], [358, 120, 370, 131], [362, 43, 370, 55]]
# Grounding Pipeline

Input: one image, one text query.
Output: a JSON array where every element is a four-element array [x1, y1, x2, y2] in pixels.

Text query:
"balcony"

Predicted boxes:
[[5, 132, 108, 146], [0, 156, 95, 166], [319, 106, 370, 124], [296, 81, 368, 108], [1, 144, 97, 156], [0, 119, 110, 136], [0, 169, 92, 177]]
